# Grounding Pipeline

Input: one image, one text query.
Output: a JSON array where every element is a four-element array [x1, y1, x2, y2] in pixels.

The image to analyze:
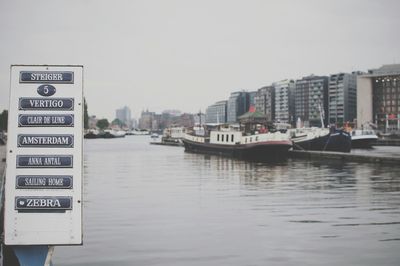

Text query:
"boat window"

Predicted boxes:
[[255, 136, 258, 141], [245, 138, 247, 143], [226, 134, 229, 142], [250, 137, 252, 142], [231, 134, 234, 142], [217, 134, 219, 141], [221, 134, 224, 142]]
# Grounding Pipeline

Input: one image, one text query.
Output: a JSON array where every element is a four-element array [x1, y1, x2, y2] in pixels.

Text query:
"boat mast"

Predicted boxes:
[[318, 102, 325, 128]]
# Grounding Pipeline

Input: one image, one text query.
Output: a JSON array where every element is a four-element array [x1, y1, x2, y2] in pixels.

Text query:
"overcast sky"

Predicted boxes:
[[0, 0, 399, 120]]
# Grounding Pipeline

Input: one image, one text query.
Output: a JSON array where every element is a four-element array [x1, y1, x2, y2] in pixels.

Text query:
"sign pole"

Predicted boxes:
[[12, 246, 53, 266], [44, 246, 55, 266]]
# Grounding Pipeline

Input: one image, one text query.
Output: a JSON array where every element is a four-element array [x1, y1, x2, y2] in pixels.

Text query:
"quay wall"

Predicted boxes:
[[289, 150, 400, 165], [375, 139, 400, 146]]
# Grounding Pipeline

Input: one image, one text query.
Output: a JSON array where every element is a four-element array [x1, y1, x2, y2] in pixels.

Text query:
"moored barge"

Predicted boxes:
[[183, 126, 292, 161]]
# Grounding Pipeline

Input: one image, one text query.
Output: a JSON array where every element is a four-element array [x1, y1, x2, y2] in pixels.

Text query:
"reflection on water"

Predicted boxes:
[[54, 137, 400, 266]]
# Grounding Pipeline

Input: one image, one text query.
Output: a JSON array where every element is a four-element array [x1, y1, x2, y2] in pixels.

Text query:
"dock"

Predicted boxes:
[[289, 149, 400, 165], [375, 139, 400, 146]]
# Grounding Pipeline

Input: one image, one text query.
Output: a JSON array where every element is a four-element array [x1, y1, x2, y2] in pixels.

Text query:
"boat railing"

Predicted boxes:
[[241, 132, 289, 144], [352, 129, 377, 136], [184, 133, 205, 143]]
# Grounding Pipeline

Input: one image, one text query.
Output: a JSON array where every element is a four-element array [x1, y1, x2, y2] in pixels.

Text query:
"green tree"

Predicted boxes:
[[96, 119, 109, 130], [0, 110, 8, 131], [111, 118, 125, 127], [84, 98, 89, 129]]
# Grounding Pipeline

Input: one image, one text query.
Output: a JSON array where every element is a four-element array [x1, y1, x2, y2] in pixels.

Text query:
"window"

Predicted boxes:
[[226, 134, 229, 142], [217, 134, 219, 141], [221, 134, 224, 142], [231, 134, 234, 142]]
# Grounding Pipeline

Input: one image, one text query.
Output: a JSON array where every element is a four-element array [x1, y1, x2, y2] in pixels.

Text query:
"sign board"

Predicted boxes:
[[5, 65, 83, 245]]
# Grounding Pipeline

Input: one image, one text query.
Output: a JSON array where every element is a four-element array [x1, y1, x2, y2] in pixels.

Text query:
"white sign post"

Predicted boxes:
[[5, 65, 83, 245]]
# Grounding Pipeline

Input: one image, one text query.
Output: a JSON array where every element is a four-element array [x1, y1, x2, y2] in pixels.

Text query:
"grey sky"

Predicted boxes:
[[0, 0, 399, 120]]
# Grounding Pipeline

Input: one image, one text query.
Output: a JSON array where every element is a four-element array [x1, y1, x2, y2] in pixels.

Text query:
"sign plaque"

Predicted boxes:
[[17, 134, 74, 148], [5, 65, 83, 245], [19, 97, 74, 111], [15, 196, 73, 212], [20, 71, 74, 83], [16, 155, 73, 168], [18, 114, 74, 127], [16, 175, 73, 189]]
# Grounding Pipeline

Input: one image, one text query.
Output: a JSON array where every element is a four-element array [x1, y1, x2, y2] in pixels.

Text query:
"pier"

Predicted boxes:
[[375, 138, 400, 146]]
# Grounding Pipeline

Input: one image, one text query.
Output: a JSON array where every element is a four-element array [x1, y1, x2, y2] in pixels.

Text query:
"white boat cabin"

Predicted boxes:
[[210, 130, 243, 145], [163, 127, 185, 139], [184, 124, 289, 145]]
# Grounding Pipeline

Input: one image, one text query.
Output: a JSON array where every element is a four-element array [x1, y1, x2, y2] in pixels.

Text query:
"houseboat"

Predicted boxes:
[[183, 110, 293, 161], [183, 125, 292, 161], [350, 129, 378, 148], [289, 127, 351, 152]]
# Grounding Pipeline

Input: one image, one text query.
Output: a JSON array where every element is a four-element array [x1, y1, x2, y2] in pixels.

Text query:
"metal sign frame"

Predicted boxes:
[[4, 65, 83, 245]]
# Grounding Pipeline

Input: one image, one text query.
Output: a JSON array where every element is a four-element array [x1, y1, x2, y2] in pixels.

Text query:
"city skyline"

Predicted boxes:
[[0, 0, 399, 120]]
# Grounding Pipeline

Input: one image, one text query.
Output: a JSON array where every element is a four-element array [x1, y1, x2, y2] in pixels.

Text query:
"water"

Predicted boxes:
[[53, 137, 400, 266]]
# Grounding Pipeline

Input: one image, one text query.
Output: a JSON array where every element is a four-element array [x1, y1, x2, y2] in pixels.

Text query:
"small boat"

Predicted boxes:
[[289, 127, 352, 153], [126, 129, 150, 136], [160, 127, 185, 145], [84, 129, 100, 139], [290, 103, 351, 152], [151, 133, 159, 139], [183, 124, 292, 161], [102, 129, 126, 138], [351, 129, 378, 148]]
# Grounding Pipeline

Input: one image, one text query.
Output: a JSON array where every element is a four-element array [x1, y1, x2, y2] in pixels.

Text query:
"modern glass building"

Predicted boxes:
[[248, 91, 257, 108], [328, 73, 358, 126], [227, 91, 249, 123], [273, 80, 295, 124], [295, 75, 328, 127], [205, 100, 227, 124], [254, 86, 275, 121]]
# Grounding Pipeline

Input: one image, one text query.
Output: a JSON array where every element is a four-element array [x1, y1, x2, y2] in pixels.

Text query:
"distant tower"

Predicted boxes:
[[115, 106, 132, 128]]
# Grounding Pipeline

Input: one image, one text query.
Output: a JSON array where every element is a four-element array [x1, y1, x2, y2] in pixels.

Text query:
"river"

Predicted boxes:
[[53, 136, 400, 266]]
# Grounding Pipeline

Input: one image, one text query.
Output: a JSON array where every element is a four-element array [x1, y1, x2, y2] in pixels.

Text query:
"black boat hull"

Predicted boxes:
[[84, 132, 98, 139], [293, 130, 351, 152], [351, 138, 377, 149], [183, 139, 292, 161]]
